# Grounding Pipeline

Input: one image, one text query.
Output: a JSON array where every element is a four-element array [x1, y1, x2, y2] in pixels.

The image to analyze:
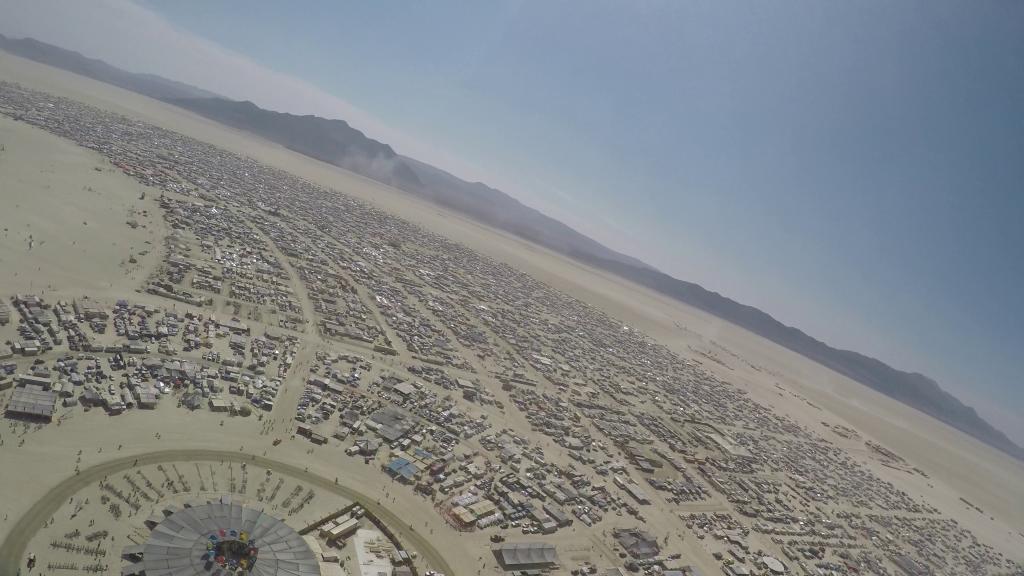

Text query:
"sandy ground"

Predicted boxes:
[[0, 50, 1022, 567], [0, 114, 163, 299], [20, 458, 352, 573], [0, 402, 471, 576]]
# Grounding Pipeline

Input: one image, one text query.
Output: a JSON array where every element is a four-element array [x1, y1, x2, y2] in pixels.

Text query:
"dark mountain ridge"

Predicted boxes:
[[0, 33, 646, 269], [571, 251, 1024, 460], [0, 34, 221, 101], [164, 97, 422, 190], [400, 156, 652, 269], [2, 34, 1019, 461]]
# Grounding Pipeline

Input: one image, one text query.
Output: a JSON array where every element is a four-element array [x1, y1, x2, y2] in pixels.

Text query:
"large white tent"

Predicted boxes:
[[139, 497, 320, 576]]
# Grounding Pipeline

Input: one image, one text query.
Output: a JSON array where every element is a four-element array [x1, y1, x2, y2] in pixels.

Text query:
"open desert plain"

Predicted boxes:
[[0, 50, 1022, 576]]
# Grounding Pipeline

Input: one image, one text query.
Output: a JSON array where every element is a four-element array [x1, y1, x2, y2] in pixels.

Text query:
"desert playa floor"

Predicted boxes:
[[0, 402, 463, 576], [0, 49, 1022, 572], [0, 114, 161, 300]]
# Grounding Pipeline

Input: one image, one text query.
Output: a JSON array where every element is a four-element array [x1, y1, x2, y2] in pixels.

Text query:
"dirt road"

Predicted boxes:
[[0, 449, 455, 576]]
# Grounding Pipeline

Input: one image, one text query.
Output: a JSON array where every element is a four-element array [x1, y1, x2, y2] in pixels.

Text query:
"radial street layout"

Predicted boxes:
[[0, 50, 1022, 576], [0, 450, 456, 576]]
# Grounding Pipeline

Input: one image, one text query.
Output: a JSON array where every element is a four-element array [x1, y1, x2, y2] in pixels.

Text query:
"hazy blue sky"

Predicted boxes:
[[3, 1, 1022, 442]]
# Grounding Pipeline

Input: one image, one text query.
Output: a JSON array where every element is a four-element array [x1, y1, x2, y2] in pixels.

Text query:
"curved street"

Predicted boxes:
[[0, 449, 455, 576]]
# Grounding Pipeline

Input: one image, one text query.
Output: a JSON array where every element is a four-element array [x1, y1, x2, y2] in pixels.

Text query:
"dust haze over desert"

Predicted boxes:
[[0, 3, 1022, 576]]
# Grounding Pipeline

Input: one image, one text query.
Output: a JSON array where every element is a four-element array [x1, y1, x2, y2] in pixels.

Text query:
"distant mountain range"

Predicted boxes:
[[165, 97, 424, 191], [3, 34, 1020, 461], [572, 252, 1024, 460], [0, 35, 221, 101]]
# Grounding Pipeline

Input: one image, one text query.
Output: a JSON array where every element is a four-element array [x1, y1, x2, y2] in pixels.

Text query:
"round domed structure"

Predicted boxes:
[[141, 498, 320, 576], [761, 555, 787, 574]]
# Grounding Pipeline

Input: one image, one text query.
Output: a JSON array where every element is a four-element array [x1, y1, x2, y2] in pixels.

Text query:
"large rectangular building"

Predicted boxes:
[[74, 298, 109, 320], [320, 516, 360, 542], [16, 374, 53, 390], [7, 384, 58, 420], [491, 542, 559, 570]]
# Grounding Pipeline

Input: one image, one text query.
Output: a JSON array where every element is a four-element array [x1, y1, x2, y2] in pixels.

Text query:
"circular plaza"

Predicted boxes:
[[139, 499, 319, 576]]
